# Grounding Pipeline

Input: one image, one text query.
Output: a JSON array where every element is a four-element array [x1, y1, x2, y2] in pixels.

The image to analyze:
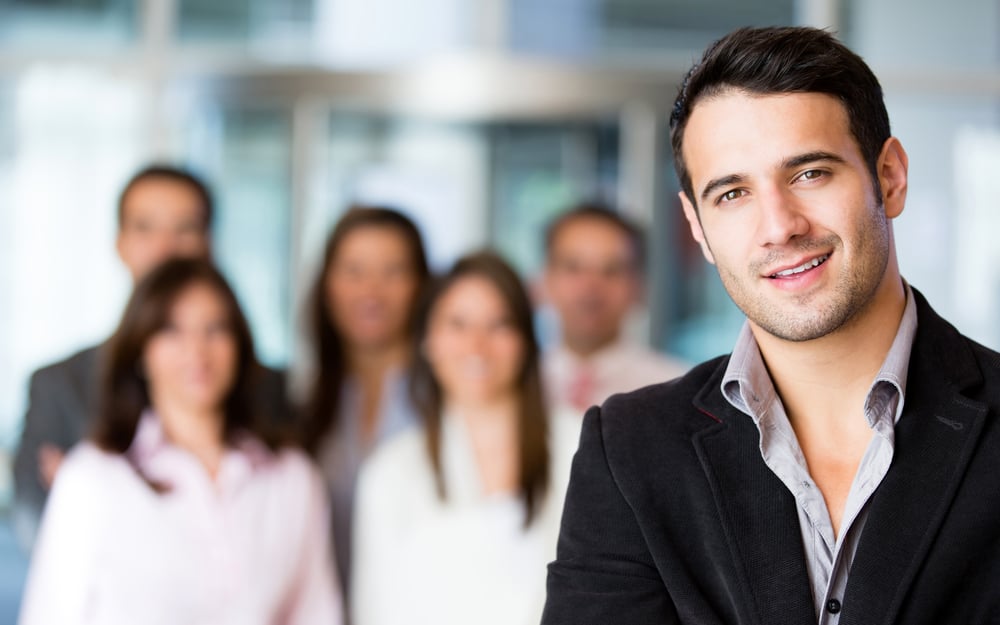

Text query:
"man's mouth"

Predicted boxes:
[[769, 253, 830, 279]]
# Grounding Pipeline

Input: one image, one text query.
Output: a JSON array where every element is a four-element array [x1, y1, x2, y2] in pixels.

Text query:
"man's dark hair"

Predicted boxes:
[[117, 164, 214, 229], [669, 26, 891, 209], [544, 201, 646, 273]]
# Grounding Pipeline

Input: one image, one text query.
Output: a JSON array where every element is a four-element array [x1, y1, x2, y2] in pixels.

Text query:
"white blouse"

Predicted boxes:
[[19, 413, 343, 625], [351, 411, 581, 625]]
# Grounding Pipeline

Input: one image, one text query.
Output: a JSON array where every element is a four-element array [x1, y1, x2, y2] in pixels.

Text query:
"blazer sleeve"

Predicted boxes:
[[12, 366, 67, 551], [541, 405, 680, 625], [255, 365, 295, 427]]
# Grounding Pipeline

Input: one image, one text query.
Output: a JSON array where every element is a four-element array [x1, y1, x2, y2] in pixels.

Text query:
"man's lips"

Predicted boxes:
[[766, 253, 830, 279]]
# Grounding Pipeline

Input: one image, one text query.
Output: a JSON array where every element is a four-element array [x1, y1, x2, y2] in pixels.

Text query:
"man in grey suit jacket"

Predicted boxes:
[[543, 27, 1000, 623], [13, 165, 289, 550]]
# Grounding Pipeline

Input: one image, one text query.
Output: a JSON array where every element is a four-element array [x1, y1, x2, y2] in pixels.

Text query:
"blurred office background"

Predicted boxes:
[[1, 0, 999, 620]]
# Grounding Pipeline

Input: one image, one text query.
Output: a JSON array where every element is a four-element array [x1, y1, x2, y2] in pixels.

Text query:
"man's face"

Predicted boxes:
[[544, 217, 640, 353], [679, 90, 905, 342], [116, 178, 210, 282]]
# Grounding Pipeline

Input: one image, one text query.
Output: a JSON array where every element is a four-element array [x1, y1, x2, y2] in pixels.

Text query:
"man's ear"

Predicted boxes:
[[680, 191, 716, 265], [878, 136, 908, 219]]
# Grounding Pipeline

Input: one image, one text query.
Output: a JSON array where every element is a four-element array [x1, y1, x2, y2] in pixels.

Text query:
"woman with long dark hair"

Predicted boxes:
[[351, 251, 580, 625], [300, 206, 430, 596], [20, 258, 341, 625]]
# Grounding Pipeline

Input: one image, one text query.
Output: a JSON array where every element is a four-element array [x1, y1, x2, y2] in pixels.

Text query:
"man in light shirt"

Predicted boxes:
[[542, 203, 687, 416], [544, 26, 1000, 624]]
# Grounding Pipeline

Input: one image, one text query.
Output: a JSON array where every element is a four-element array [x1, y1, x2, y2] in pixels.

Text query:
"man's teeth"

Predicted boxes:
[[773, 254, 829, 277]]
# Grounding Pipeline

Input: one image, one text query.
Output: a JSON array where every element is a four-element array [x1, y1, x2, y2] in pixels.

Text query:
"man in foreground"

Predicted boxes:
[[543, 26, 1000, 624]]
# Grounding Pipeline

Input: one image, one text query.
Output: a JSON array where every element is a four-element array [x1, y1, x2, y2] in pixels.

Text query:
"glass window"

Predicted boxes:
[[177, 0, 480, 66], [312, 114, 488, 272], [488, 122, 620, 278], [185, 106, 294, 368], [0, 0, 137, 48], [1, 67, 145, 448], [846, 0, 1000, 70], [176, 0, 315, 56], [312, 0, 477, 67], [655, 139, 743, 365], [508, 0, 795, 59]]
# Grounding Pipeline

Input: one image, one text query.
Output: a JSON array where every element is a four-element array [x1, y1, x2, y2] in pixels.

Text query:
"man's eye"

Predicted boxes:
[[720, 189, 744, 204], [799, 169, 825, 182]]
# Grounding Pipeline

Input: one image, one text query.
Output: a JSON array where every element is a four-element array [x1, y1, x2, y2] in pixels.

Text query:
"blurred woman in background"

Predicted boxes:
[[352, 251, 580, 625], [299, 206, 430, 598], [19, 258, 341, 625]]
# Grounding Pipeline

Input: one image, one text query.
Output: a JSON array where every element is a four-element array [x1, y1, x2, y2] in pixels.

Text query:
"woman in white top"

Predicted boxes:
[[19, 258, 342, 625], [352, 251, 580, 625], [299, 206, 430, 599]]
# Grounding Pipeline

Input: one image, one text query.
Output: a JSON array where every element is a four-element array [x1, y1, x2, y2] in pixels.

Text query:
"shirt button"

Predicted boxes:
[[826, 598, 842, 614]]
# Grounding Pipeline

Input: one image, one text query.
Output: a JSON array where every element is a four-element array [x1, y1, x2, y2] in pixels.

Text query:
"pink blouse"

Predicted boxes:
[[19, 413, 343, 625]]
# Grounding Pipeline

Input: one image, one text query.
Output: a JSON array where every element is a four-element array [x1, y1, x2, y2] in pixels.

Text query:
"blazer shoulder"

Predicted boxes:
[[594, 354, 731, 451], [29, 344, 103, 390], [601, 354, 729, 419], [911, 288, 1000, 394]]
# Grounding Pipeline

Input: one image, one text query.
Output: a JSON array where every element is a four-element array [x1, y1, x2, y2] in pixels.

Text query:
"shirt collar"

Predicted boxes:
[[127, 410, 171, 462], [549, 336, 631, 372], [126, 409, 274, 490], [721, 282, 918, 428], [867, 282, 918, 426]]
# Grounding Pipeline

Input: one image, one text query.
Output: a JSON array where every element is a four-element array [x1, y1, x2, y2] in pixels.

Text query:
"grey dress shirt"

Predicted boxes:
[[721, 286, 917, 623]]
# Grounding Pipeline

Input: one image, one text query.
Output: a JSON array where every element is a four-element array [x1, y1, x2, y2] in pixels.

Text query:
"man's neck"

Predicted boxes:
[[753, 273, 907, 426], [563, 331, 621, 360], [753, 273, 908, 539]]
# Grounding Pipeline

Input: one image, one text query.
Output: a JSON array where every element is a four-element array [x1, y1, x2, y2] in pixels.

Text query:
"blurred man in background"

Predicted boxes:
[[542, 203, 687, 417], [12, 165, 290, 551]]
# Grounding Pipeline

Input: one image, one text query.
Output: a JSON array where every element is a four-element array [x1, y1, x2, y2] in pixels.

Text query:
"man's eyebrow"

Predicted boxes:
[[699, 174, 746, 204], [698, 151, 849, 204], [783, 151, 847, 169]]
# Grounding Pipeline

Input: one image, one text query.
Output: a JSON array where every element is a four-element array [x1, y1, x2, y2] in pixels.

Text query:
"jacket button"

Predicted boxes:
[[826, 599, 842, 614]]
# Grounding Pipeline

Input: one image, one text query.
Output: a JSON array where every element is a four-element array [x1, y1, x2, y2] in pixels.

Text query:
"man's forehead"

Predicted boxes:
[[552, 217, 631, 249], [683, 91, 853, 189], [122, 180, 205, 221]]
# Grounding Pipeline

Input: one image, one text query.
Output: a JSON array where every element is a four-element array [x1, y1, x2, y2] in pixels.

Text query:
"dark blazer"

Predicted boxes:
[[13, 341, 293, 551], [543, 290, 1000, 625]]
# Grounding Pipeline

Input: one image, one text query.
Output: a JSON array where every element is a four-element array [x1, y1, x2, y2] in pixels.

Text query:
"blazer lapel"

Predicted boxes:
[[842, 291, 988, 625], [692, 380, 817, 625]]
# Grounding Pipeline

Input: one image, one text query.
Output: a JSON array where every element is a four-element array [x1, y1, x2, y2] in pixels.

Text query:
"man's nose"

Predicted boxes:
[[756, 186, 810, 246]]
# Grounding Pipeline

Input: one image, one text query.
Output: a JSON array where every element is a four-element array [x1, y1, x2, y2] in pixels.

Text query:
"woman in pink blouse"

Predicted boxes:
[[19, 258, 342, 625]]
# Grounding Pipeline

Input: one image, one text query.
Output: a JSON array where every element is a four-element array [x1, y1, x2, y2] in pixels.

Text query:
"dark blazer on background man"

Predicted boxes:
[[13, 342, 293, 551], [542, 289, 1000, 625]]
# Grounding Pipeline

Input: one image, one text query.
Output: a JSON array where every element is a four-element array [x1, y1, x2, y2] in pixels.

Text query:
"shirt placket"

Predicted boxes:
[[173, 451, 243, 625], [818, 391, 897, 624]]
